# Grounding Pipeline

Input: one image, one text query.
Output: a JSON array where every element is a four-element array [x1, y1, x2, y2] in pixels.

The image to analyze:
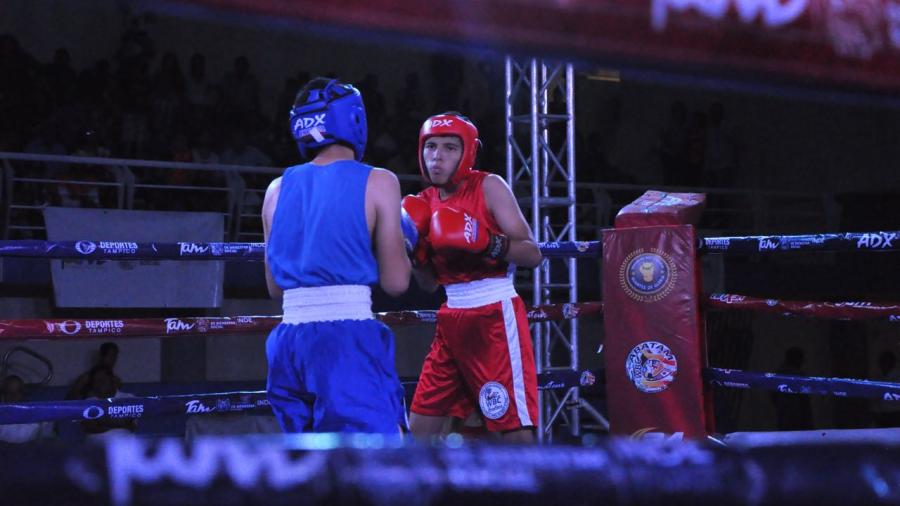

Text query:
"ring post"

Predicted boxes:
[[601, 191, 713, 438]]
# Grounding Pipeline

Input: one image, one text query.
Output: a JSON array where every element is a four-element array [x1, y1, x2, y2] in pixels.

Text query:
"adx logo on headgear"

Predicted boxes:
[[430, 119, 453, 128], [295, 114, 326, 130], [293, 114, 327, 143]]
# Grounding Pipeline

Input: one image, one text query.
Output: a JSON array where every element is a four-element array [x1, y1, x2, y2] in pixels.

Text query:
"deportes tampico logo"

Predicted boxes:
[[619, 248, 677, 302], [626, 341, 678, 393]]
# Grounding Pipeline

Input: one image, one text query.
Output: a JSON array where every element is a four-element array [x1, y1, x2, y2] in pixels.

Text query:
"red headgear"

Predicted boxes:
[[418, 113, 480, 186]]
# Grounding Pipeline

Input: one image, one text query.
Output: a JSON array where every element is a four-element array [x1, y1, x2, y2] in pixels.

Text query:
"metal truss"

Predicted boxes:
[[505, 57, 604, 442]]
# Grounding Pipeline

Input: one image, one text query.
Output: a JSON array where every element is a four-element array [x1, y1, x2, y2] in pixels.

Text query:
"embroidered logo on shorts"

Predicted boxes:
[[479, 381, 510, 420], [619, 248, 677, 303], [625, 341, 678, 393]]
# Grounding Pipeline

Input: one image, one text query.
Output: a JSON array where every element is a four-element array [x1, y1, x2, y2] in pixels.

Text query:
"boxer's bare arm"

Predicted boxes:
[[262, 177, 284, 300], [483, 174, 542, 268], [367, 168, 411, 296]]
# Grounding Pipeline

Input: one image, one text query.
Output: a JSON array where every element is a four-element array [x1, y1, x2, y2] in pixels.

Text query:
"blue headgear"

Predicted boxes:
[[289, 80, 367, 161]]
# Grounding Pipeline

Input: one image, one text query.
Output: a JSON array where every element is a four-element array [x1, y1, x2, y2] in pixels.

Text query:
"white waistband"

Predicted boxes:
[[444, 277, 518, 309], [281, 285, 373, 324]]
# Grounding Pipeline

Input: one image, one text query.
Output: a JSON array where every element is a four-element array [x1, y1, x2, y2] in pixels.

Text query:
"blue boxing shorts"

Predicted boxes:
[[266, 319, 407, 433], [265, 287, 407, 434]]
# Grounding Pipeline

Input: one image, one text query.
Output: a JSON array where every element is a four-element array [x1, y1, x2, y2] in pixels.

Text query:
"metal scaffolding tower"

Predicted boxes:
[[505, 57, 583, 441]]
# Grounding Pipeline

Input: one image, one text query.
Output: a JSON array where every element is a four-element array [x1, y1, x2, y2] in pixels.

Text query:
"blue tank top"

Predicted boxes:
[[267, 160, 378, 289]]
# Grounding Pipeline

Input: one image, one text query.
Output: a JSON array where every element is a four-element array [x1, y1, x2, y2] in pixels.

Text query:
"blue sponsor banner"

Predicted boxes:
[[1, 369, 604, 424], [0, 240, 599, 260], [0, 240, 265, 260], [705, 367, 900, 401], [0, 391, 269, 425], [699, 231, 900, 254], [538, 241, 602, 258]]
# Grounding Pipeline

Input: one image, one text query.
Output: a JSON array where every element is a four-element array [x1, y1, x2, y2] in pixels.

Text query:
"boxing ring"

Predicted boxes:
[[4, 0, 900, 503], [2, 190, 900, 504]]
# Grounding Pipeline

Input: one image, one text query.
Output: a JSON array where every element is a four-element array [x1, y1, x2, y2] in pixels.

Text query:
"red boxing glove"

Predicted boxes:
[[429, 207, 509, 260], [401, 195, 431, 236], [401, 194, 431, 266]]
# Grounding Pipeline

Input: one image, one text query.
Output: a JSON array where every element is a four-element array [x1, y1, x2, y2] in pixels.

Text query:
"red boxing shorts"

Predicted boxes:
[[411, 277, 538, 432]]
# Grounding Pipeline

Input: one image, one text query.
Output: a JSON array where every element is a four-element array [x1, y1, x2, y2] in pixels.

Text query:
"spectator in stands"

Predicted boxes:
[[118, 57, 152, 158], [25, 122, 68, 171], [0, 129, 24, 153], [74, 129, 111, 159], [66, 342, 122, 400], [0, 35, 39, 144], [0, 375, 54, 443], [116, 16, 156, 71], [220, 128, 272, 214], [75, 58, 114, 106], [276, 75, 302, 134], [169, 131, 193, 163], [164, 131, 197, 210], [397, 72, 426, 118], [80, 365, 137, 439], [368, 111, 399, 168], [429, 53, 464, 110], [221, 55, 260, 115], [220, 128, 271, 167], [589, 97, 633, 184], [703, 101, 740, 188], [187, 129, 223, 198], [657, 101, 689, 186], [191, 130, 220, 165], [358, 73, 386, 123], [45, 47, 77, 108], [185, 53, 213, 110], [684, 110, 707, 187], [149, 52, 185, 146], [54, 129, 112, 207]]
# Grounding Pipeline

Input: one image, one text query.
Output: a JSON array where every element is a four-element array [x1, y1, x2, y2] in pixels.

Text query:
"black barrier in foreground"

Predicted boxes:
[[2, 435, 899, 505]]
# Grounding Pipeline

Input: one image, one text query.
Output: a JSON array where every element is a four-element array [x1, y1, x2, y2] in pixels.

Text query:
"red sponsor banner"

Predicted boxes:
[[185, 0, 900, 90], [0, 316, 281, 340], [0, 303, 603, 340], [525, 301, 603, 322], [602, 223, 710, 438], [707, 293, 900, 320]]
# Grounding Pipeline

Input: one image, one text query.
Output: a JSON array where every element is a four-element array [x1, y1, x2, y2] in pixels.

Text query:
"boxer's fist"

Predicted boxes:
[[401, 194, 431, 265], [429, 207, 509, 260], [400, 208, 418, 255], [401, 195, 431, 236]]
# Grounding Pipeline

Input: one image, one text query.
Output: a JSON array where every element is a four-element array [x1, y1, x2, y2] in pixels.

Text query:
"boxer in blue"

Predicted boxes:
[[262, 78, 416, 433]]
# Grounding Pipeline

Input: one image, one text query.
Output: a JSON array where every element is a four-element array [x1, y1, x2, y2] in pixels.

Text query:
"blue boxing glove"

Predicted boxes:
[[400, 207, 419, 256]]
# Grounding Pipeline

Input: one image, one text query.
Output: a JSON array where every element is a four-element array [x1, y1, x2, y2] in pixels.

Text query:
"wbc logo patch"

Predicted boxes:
[[479, 382, 509, 420]]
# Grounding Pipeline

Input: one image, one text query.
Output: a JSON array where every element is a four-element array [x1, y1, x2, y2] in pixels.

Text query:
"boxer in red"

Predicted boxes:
[[403, 112, 542, 442]]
